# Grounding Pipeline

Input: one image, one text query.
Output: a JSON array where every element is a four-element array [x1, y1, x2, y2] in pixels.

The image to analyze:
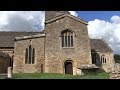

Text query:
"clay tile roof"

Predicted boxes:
[[90, 39, 113, 52], [0, 31, 44, 47]]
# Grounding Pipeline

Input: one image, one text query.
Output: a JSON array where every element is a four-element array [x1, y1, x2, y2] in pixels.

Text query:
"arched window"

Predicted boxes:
[[104, 58, 106, 63], [91, 53, 96, 64], [103, 57, 104, 63], [101, 55, 107, 64], [25, 45, 35, 64], [61, 30, 74, 47]]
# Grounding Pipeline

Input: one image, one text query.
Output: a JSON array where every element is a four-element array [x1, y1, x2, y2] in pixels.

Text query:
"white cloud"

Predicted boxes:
[[0, 11, 16, 26], [111, 15, 120, 24], [0, 11, 78, 32], [0, 11, 45, 32], [69, 11, 78, 17], [0, 11, 120, 54], [88, 16, 120, 54]]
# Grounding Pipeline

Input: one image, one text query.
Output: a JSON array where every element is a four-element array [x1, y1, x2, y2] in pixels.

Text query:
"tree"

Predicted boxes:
[[114, 54, 120, 63]]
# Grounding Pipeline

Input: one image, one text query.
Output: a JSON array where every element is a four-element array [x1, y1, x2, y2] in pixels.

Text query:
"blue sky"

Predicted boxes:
[[79, 11, 120, 54], [77, 11, 120, 22], [0, 11, 120, 54]]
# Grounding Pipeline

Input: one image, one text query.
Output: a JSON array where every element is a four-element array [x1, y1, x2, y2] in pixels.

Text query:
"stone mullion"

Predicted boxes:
[[65, 33, 67, 47], [68, 32, 71, 47], [62, 35, 64, 47], [69, 32, 71, 47]]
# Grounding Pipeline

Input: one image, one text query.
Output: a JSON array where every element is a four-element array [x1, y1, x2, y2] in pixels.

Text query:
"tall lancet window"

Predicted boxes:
[[25, 45, 35, 64], [61, 30, 74, 47], [101, 55, 107, 64]]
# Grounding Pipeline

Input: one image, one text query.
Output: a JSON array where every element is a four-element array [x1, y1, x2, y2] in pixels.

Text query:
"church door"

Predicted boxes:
[[65, 61, 73, 75]]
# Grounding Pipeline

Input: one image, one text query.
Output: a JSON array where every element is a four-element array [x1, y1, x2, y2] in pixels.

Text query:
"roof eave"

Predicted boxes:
[[15, 34, 45, 41]]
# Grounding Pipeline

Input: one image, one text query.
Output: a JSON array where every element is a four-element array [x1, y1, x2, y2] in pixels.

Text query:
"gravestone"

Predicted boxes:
[[7, 67, 12, 78]]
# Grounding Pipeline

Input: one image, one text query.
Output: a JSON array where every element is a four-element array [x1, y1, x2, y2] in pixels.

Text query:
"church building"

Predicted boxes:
[[0, 11, 115, 75]]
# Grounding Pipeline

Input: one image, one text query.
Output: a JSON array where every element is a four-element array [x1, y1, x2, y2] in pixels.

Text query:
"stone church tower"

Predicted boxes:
[[44, 11, 92, 75]]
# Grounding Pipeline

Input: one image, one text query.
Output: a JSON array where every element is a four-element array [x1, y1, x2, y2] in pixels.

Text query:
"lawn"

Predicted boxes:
[[12, 72, 109, 79]]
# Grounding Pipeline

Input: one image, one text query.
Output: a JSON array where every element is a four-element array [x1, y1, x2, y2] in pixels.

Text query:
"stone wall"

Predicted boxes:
[[108, 63, 120, 79], [13, 37, 45, 73], [0, 48, 14, 57], [0, 52, 10, 73], [12, 12, 115, 75], [45, 16, 92, 75], [109, 71, 120, 79], [109, 63, 120, 79], [95, 52, 115, 72]]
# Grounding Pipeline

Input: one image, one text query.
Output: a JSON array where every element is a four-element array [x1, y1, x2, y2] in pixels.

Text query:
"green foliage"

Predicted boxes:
[[82, 68, 105, 75], [114, 54, 120, 63]]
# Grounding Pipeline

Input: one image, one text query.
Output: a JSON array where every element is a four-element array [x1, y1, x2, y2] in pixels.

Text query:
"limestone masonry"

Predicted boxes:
[[0, 11, 115, 75]]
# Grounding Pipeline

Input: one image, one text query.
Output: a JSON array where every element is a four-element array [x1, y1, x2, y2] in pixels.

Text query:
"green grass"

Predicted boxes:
[[12, 72, 109, 79]]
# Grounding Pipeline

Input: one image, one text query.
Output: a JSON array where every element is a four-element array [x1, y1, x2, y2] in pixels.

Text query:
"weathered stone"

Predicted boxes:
[[12, 11, 115, 75], [0, 52, 10, 73], [13, 37, 45, 73], [77, 69, 84, 75], [109, 63, 120, 79], [7, 67, 12, 78]]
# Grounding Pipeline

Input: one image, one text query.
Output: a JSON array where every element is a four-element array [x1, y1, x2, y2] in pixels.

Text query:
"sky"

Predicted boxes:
[[77, 11, 120, 22], [0, 11, 120, 54]]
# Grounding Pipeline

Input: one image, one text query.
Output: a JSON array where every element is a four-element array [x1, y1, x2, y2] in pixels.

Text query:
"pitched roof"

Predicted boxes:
[[0, 31, 113, 53], [90, 39, 113, 52], [0, 31, 43, 47]]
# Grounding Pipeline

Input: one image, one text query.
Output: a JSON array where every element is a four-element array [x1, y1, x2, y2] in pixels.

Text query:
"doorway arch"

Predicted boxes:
[[64, 60, 73, 75]]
